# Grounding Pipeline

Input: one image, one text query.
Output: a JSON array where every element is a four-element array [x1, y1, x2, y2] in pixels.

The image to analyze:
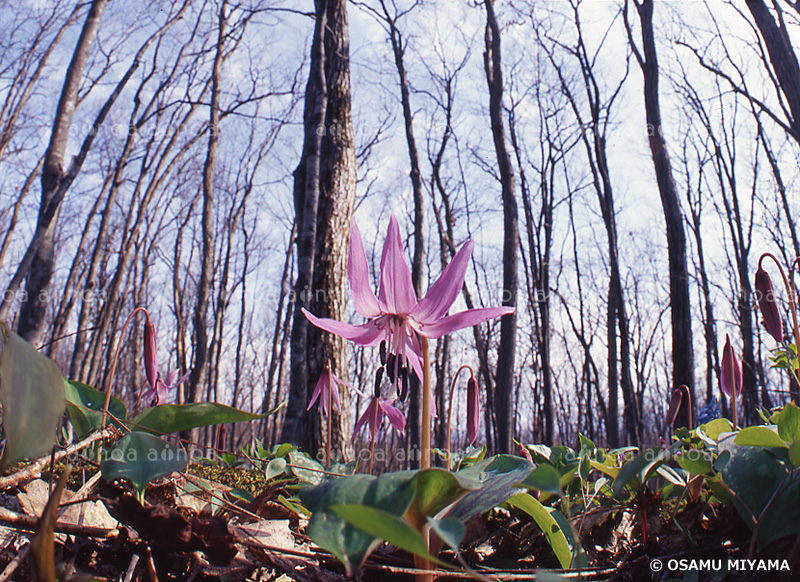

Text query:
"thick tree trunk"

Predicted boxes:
[[628, 0, 695, 425], [13, 0, 109, 343], [745, 0, 800, 142], [283, 0, 356, 460], [484, 0, 519, 455]]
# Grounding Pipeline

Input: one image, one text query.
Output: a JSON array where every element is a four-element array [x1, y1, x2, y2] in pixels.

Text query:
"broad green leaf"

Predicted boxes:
[[719, 436, 800, 548], [132, 402, 268, 435], [519, 464, 562, 495], [0, 330, 66, 469], [100, 431, 188, 503], [789, 440, 800, 467], [612, 445, 675, 496], [428, 516, 465, 554], [332, 504, 447, 567], [288, 450, 326, 485], [300, 472, 415, 576], [444, 455, 534, 525], [65, 380, 127, 437], [507, 493, 571, 569], [411, 468, 478, 518], [676, 449, 713, 476], [778, 403, 800, 443], [589, 460, 620, 479], [734, 426, 788, 448], [699, 418, 733, 441], [266, 457, 287, 481]]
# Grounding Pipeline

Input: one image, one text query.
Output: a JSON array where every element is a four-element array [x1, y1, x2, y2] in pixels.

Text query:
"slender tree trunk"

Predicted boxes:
[[14, 0, 109, 343], [627, 0, 695, 425], [187, 0, 227, 413], [484, 0, 519, 455]]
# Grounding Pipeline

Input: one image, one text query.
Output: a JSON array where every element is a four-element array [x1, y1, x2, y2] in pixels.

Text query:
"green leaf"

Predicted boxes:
[[428, 516, 465, 555], [444, 455, 534, 525], [719, 435, 800, 548], [300, 472, 416, 576], [100, 431, 188, 503], [132, 402, 268, 435], [699, 418, 733, 441], [734, 426, 788, 448], [789, 440, 800, 467], [265, 457, 287, 481], [0, 330, 66, 469], [612, 446, 674, 496], [778, 403, 800, 443], [507, 493, 571, 568], [288, 450, 326, 485], [332, 504, 446, 567], [411, 468, 478, 518], [676, 449, 713, 476], [519, 464, 562, 495], [65, 380, 127, 437]]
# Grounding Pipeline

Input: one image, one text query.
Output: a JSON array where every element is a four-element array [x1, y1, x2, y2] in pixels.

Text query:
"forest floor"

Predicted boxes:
[[0, 460, 794, 582]]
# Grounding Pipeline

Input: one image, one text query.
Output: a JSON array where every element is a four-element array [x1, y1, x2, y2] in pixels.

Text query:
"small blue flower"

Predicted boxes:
[[697, 398, 721, 425]]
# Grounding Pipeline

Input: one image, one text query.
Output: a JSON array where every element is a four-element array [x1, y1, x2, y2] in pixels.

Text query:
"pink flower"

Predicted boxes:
[[141, 368, 190, 405], [302, 216, 514, 386], [720, 334, 742, 399], [354, 396, 406, 439], [307, 359, 351, 415]]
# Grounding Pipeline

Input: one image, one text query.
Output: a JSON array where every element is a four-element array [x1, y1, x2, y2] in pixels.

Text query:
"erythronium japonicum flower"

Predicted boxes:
[[302, 216, 513, 471], [721, 334, 742, 428], [139, 314, 190, 406], [308, 359, 351, 467]]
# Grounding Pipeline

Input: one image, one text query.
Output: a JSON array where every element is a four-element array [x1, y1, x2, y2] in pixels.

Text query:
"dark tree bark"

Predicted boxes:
[[483, 0, 519, 454], [187, 0, 228, 411], [283, 0, 357, 458], [10, 0, 109, 342], [745, 0, 800, 142], [625, 0, 695, 426]]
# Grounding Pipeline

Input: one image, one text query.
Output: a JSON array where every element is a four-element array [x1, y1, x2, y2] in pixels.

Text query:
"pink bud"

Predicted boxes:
[[144, 320, 158, 392], [466, 376, 479, 445], [720, 334, 742, 399], [755, 267, 783, 342]]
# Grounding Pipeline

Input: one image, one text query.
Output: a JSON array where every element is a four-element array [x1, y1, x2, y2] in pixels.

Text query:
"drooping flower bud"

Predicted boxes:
[[755, 267, 783, 342], [144, 319, 158, 393], [720, 334, 742, 399], [665, 387, 683, 429], [466, 376, 479, 445]]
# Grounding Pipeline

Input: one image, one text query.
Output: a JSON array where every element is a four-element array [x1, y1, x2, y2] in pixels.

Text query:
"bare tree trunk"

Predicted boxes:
[[626, 0, 695, 426], [13, 0, 109, 343], [187, 0, 228, 413], [484, 0, 519, 455], [284, 0, 358, 459]]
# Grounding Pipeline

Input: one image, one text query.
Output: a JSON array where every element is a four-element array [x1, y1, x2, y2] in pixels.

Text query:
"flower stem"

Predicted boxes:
[[417, 335, 433, 582], [420, 336, 431, 472], [326, 373, 332, 470], [369, 399, 379, 475], [446, 365, 473, 471], [103, 307, 148, 429]]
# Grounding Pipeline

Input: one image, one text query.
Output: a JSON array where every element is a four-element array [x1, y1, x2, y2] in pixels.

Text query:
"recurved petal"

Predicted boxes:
[[379, 399, 406, 434], [307, 372, 328, 412], [354, 398, 378, 439], [302, 308, 384, 346], [379, 216, 417, 315], [417, 306, 514, 339], [348, 219, 383, 318], [411, 239, 473, 324]]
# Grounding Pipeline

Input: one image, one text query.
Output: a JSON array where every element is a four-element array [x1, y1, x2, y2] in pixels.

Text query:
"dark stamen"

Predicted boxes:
[[374, 367, 384, 398]]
